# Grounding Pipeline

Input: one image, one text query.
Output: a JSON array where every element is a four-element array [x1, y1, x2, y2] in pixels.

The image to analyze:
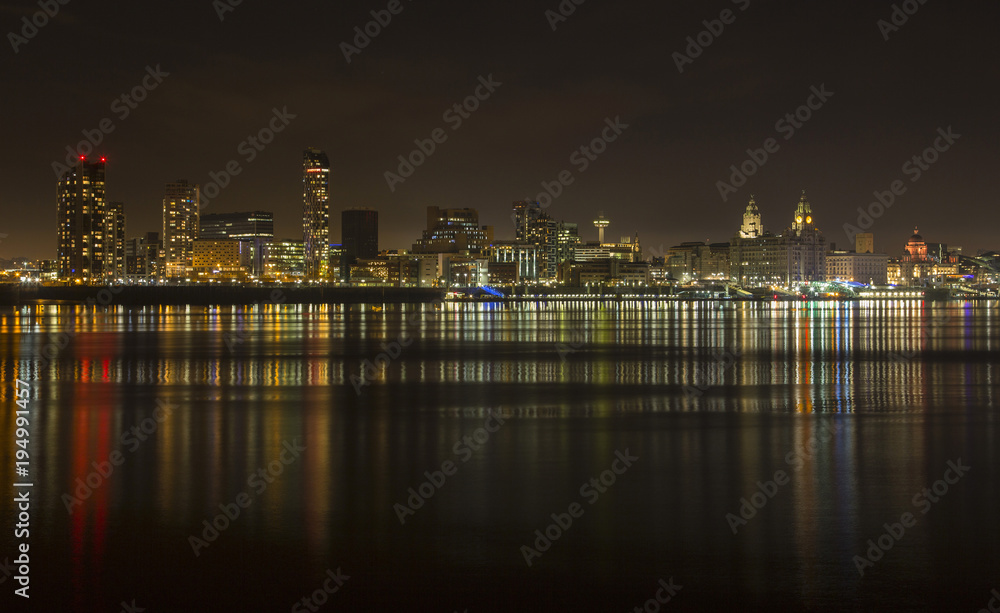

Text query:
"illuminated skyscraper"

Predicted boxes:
[[57, 156, 107, 281], [106, 201, 127, 280], [512, 200, 541, 242], [303, 148, 330, 279], [162, 180, 200, 279]]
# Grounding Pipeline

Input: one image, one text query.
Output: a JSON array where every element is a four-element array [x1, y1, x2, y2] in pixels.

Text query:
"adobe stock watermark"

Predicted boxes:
[[115, 600, 144, 613], [978, 587, 1000, 613], [726, 419, 841, 534], [340, 0, 413, 63], [188, 439, 305, 556], [629, 578, 683, 613], [878, 0, 930, 41], [393, 409, 508, 524], [51, 65, 170, 178], [61, 399, 178, 514], [852, 458, 970, 576], [213, 0, 244, 22], [672, 0, 751, 73], [544, 0, 588, 31], [0, 557, 13, 584], [200, 106, 296, 209], [7, 0, 70, 54], [384, 74, 502, 192], [520, 448, 638, 567], [510, 116, 628, 226], [290, 568, 350, 613], [716, 84, 834, 202], [842, 126, 959, 244]]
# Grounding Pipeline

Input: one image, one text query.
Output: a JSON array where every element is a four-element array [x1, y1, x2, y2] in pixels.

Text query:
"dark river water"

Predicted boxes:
[[1, 299, 998, 612]]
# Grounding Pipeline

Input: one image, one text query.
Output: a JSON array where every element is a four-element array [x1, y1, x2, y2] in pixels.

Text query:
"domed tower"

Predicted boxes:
[[739, 196, 762, 238], [903, 227, 929, 262], [790, 190, 814, 237]]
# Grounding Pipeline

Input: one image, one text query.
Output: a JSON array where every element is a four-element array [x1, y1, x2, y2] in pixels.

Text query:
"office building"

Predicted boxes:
[[856, 232, 875, 254], [200, 211, 274, 276], [265, 239, 305, 280], [826, 251, 889, 285], [328, 244, 345, 282], [342, 208, 379, 279], [412, 206, 489, 254], [665, 242, 731, 283], [575, 236, 643, 263], [192, 239, 251, 280], [485, 241, 539, 282]]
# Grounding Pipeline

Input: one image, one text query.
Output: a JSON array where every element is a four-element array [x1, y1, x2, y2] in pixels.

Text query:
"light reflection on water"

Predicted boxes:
[[0, 300, 997, 611]]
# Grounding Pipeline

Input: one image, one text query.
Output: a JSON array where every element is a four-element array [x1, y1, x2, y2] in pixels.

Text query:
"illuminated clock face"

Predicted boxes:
[[806, 216, 812, 224], [796, 216, 803, 223]]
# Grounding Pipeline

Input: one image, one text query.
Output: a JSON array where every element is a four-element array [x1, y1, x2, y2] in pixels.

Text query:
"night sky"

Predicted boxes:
[[2, 0, 997, 261]]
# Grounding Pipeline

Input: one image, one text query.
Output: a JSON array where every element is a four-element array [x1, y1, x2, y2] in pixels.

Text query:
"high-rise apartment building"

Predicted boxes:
[[163, 180, 200, 279], [125, 232, 162, 280], [513, 200, 542, 242], [302, 148, 330, 279], [57, 156, 107, 281], [106, 201, 126, 280]]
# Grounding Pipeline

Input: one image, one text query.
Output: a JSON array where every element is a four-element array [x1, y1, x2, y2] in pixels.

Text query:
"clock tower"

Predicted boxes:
[[739, 196, 763, 238], [790, 190, 814, 237]]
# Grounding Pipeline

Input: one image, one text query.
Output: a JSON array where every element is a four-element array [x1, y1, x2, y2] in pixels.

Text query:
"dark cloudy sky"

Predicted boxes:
[[2, 0, 997, 260]]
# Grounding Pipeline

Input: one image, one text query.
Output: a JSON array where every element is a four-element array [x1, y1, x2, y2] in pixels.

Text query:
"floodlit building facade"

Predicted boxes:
[[729, 192, 827, 288]]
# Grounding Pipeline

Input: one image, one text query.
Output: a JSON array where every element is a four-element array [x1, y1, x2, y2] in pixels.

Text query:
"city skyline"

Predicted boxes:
[[2, 2, 998, 261], [33, 154, 986, 271], [4, 3, 1000, 610]]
